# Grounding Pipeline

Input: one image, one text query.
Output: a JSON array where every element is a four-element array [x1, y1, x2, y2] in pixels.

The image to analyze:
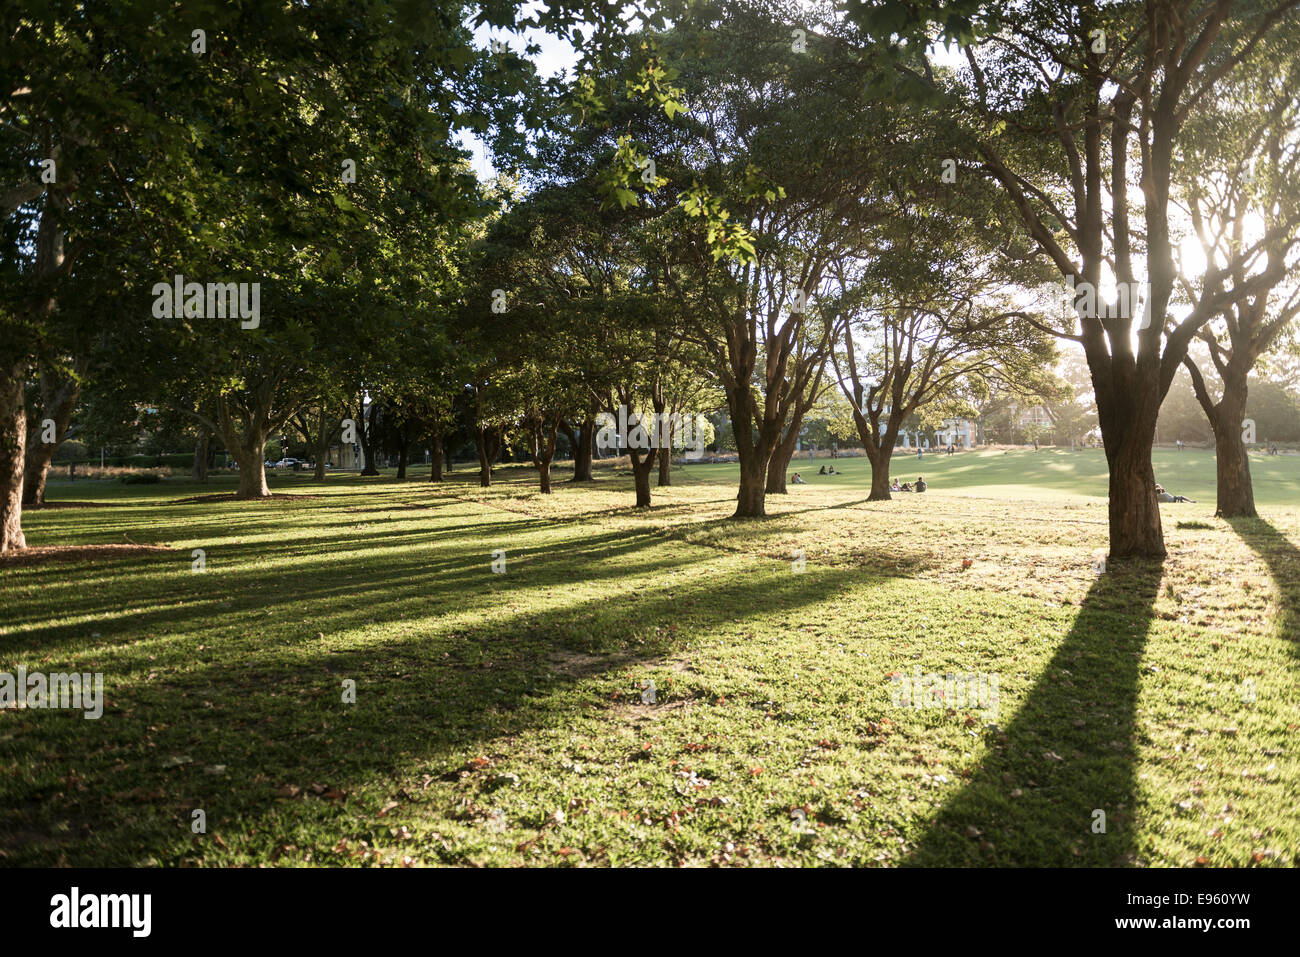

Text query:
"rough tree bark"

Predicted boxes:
[[192, 430, 210, 483], [475, 426, 501, 487], [430, 429, 444, 482], [1, 363, 27, 550], [312, 408, 330, 481], [1097, 386, 1166, 558], [1184, 358, 1256, 518], [563, 416, 596, 482], [216, 398, 271, 499], [657, 413, 673, 487], [358, 399, 381, 476], [861, 421, 906, 501], [395, 430, 409, 480], [22, 365, 81, 505], [528, 414, 560, 494]]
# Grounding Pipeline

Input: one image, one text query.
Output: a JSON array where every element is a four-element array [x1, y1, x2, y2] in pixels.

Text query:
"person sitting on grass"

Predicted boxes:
[[818, 465, 827, 475], [891, 479, 902, 492], [900, 481, 913, 492], [792, 472, 806, 484], [915, 476, 927, 492], [827, 465, 837, 475], [1155, 483, 1194, 503]]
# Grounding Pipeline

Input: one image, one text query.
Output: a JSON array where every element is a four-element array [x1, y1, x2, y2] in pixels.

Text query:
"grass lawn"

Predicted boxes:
[[691, 445, 1300, 508], [1, 457, 1297, 867]]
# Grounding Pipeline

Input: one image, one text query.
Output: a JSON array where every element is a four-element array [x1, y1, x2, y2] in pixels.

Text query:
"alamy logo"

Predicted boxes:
[[890, 668, 999, 718], [152, 274, 261, 328], [50, 887, 151, 937], [595, 406, 707, 458], [1061, 275, 1150, 327], [0, 668, 103, 719]]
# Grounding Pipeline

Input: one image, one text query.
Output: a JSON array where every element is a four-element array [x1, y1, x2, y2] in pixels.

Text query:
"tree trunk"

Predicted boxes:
[[1185, 359, 1257, 519], [216, 400, 271, 499], [765, 457, 787, 494], [766, 396, 818, 495], [430, 431, 444, 482], [657, 434, 672, 486], [1, 363, 27, 550], [765, 431, 801, 494], [1106, 431, 1165, 559], [396, 432, 409, 480], [632, 455, 654, 507], [22, 369, 80, 505], [866, 446, 893, 500], [529, 415, 560, 494], [570, 417, 595, 481], [236, 456, 271, 498], [475, 426, 498, 487], [358, 400, 380, 475], [23, 440, 55, 505], [735, 458, 767, 518], [192, 430, 210, 483], [313, 408, 329, 481], [1209, 392, 1256, 518]]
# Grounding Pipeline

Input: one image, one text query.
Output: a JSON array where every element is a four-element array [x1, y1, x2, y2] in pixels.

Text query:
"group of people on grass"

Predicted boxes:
[[790, 462, 1193, 503], [791, 470, 928, 491]]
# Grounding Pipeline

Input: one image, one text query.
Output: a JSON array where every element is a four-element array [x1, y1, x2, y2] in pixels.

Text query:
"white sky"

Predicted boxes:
[[458, 15, 580, 179], [459, 10, 964, 178]]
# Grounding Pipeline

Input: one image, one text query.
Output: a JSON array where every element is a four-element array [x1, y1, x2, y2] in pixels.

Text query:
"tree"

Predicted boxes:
[[854, 0, 1300, 556], [1174, 24, 1300, 515], [833, 215, 1057, 499], [639, 2, 901, 517], [0, 0, 586, 542]]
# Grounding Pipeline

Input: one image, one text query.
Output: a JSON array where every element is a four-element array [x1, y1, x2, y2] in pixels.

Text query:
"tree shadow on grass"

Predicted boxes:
[[0, 522, 706, 650], [902, 559, 1163, 866], [1227, 517, 1300, 659], [0, 535, 869, 865]]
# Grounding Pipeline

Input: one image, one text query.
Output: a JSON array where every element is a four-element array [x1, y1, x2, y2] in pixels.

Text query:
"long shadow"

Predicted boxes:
[[903, 559, 1163, 866], [0, 538, 869, 865], [0, 523, 700, 649], [1227, 516, 1300, 659]]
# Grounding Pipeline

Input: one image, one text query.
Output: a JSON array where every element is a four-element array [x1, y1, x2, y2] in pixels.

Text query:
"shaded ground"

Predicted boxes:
[[0, 544, 176, 567]]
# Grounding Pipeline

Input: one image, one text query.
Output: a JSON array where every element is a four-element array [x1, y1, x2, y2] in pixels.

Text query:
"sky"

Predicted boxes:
[[459, 7, 966, 179], [458, 17, 580, 179]]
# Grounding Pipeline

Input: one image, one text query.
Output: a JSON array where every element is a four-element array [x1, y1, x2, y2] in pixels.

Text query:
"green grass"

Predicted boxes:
[[693, 445, 1300, 508], [1, 460, 1297, 867]]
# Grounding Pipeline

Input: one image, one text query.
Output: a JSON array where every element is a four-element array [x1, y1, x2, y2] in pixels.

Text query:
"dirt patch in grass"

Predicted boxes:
[[0, 543, 175, 566], [547, 649, 611, 678], [611, 698, 694, 722]]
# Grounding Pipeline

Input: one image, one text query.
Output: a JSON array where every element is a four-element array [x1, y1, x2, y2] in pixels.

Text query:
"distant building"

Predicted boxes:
[[327, 443, 361, 469], [938, 418, 976, 449], [894, 418, 976, 449]]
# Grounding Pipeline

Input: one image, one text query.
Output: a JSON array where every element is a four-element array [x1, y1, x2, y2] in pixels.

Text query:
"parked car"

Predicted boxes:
[[276, 457, 308, 470]]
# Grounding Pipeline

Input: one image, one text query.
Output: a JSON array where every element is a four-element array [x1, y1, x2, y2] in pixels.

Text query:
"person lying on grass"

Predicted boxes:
[[1155, 483, 1194, 503]]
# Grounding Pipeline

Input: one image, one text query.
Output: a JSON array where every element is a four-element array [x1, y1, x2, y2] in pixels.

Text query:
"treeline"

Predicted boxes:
[[4, 0, 1299, 561]]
